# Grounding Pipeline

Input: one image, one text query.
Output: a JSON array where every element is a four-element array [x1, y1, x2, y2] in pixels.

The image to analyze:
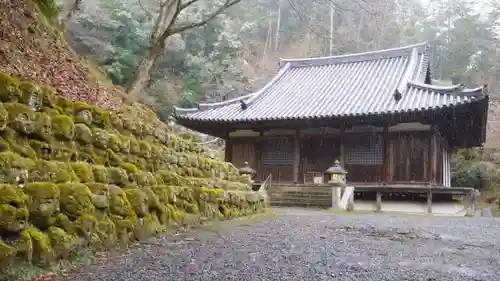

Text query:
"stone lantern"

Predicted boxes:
[[238, 161, 256, 176], [325, 160, 347, 185], [325, 160, 348, 210], [239, 160, 256, 180]]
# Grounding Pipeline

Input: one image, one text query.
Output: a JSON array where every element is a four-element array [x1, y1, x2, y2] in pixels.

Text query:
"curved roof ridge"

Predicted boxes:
[[279, 42, 429, 68], [395, 47, 419, 97], [407, 80, 486, 96], [173, 106, 199, 115], [173, 92, 255, 115], [241, 62, 292, 109], [198, 92, 255, 110]]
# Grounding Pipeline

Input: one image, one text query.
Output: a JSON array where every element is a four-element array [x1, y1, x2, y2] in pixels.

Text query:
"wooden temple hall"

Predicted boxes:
[[174, 42, 489, 193]]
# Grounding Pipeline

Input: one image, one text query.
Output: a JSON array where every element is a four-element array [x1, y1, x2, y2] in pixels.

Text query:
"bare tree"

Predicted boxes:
[[126, 0, 245, 99]]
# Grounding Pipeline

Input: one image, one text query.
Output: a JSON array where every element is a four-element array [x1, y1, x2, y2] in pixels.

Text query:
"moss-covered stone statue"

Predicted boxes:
[[23, 182, 60, 230], [56, 183, 96, 245], [0, 184, 29, 235], [0, 185, 31, 269], [32, 112, 52, 141], [86, 183, 117, 249], [3, 103, 35, 136], [108, 185, 137, 245], [73, 102, 94, 126], [52, 115, 75, 141], [0, 73, 22, 102], [123, 187, 155, 240], [19, 81, 44, 111]]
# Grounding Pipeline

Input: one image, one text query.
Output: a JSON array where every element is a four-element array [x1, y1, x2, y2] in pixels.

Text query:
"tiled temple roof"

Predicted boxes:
[[174, 42, 487, 123]]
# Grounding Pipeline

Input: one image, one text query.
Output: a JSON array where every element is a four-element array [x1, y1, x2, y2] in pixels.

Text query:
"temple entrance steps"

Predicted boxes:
[[268, 184, 333, 208]]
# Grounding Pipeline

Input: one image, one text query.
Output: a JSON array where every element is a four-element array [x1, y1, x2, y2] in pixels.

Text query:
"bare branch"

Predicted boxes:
[[150, 0, 179, 43], [167, 0, 244, 35], [180, 0, 199, 10], [137, 0, 153, 19]]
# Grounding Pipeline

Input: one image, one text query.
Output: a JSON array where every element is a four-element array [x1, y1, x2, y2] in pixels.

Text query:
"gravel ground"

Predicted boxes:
[[53, 208, 500, 281]]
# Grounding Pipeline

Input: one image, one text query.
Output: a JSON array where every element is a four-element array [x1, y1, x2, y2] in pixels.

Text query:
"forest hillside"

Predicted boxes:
[[63, 0, 500, 147]]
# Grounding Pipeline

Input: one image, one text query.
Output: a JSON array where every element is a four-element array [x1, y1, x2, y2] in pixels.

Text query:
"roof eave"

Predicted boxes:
[[406, 80, 486, 97], [279, 41, 429, 68]]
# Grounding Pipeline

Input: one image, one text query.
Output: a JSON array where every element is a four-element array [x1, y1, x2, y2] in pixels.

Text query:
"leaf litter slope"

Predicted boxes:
[[0, 0, 122, 110]]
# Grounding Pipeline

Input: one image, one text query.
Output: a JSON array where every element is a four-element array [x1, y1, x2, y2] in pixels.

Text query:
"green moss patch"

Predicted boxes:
[[0, 73, 265, 273]]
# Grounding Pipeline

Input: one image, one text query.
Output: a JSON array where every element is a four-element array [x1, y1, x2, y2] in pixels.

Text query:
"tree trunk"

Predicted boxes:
[[275, 0, 281, 51], [126, 46, 163, 99]]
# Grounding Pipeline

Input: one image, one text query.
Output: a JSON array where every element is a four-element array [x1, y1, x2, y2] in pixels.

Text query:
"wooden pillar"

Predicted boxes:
[[339, 126, 345, 167], [293, 130, 300, 183], [224, 137, 233, 162], [376, 191, 382, 212], [428, 125, 438, 184], [427, 190, 432, 214], [255, 131, 264, 181], [382, 124, 393, 183]]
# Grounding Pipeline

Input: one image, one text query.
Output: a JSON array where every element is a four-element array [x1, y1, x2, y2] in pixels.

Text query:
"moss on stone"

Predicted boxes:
[[49, 140, 78, 162], [19, 81, 44, 110], [74, 123, 93, 144], [3, 102, 35, 135], [108, 133, 122, 152], [123, 187, 149, 217], [135, 171, 157, 186], [0, 184, 29, 233], [24, 182, 60, 230], [91, 165, 109, 184], [91, 107, 111, 129], [86, 183, 109, 207], [0, 103, 8, 132], [32, 112, 52, 141], [31, 160, 74, 183], [55, 97, 74, 116], [92, 128, 110, 150], [92, 214, 117, 249], [0, 73, 23, 102], [106, 149, 122, 167], [27, 226, 55, 267], [51, 115, 75, 140], [0, 151, 34, 172], [121, 163, 138, 175], [39, 85, 57, 108], [71, 163, 95, 183], [109, 112, 123, 131], [127, 136, 140, 154], [73, 101, 94, 125], [10, 140, 38, 160], [0, 239, 17, 269], [46, 226, 79, 259], [0, 74, 261, 270], [57, 183, 95, 219], [108, 185, 134, 217], [108, 185, 137, 245], [106, 167, 128, 186]]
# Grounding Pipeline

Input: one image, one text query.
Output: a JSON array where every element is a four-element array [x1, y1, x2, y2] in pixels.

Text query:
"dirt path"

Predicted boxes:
[[52, 208, 500, 281]]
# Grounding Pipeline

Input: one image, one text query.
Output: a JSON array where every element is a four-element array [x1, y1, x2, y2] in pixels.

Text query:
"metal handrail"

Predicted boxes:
[[258, 174, 272, 193]]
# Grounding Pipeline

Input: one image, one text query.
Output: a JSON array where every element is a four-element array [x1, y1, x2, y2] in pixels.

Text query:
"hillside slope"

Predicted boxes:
[[0, 0, 122, 110]]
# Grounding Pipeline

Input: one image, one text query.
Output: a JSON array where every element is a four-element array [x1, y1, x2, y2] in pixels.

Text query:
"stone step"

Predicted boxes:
[[269, 193, 332, 199], [268, 185, 335, 208], [271, 200, 332, 208], [269, 192, 332, 197]]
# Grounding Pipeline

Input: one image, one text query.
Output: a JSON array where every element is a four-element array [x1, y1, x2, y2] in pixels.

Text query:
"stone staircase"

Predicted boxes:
[[268, 184, 333, 208]]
